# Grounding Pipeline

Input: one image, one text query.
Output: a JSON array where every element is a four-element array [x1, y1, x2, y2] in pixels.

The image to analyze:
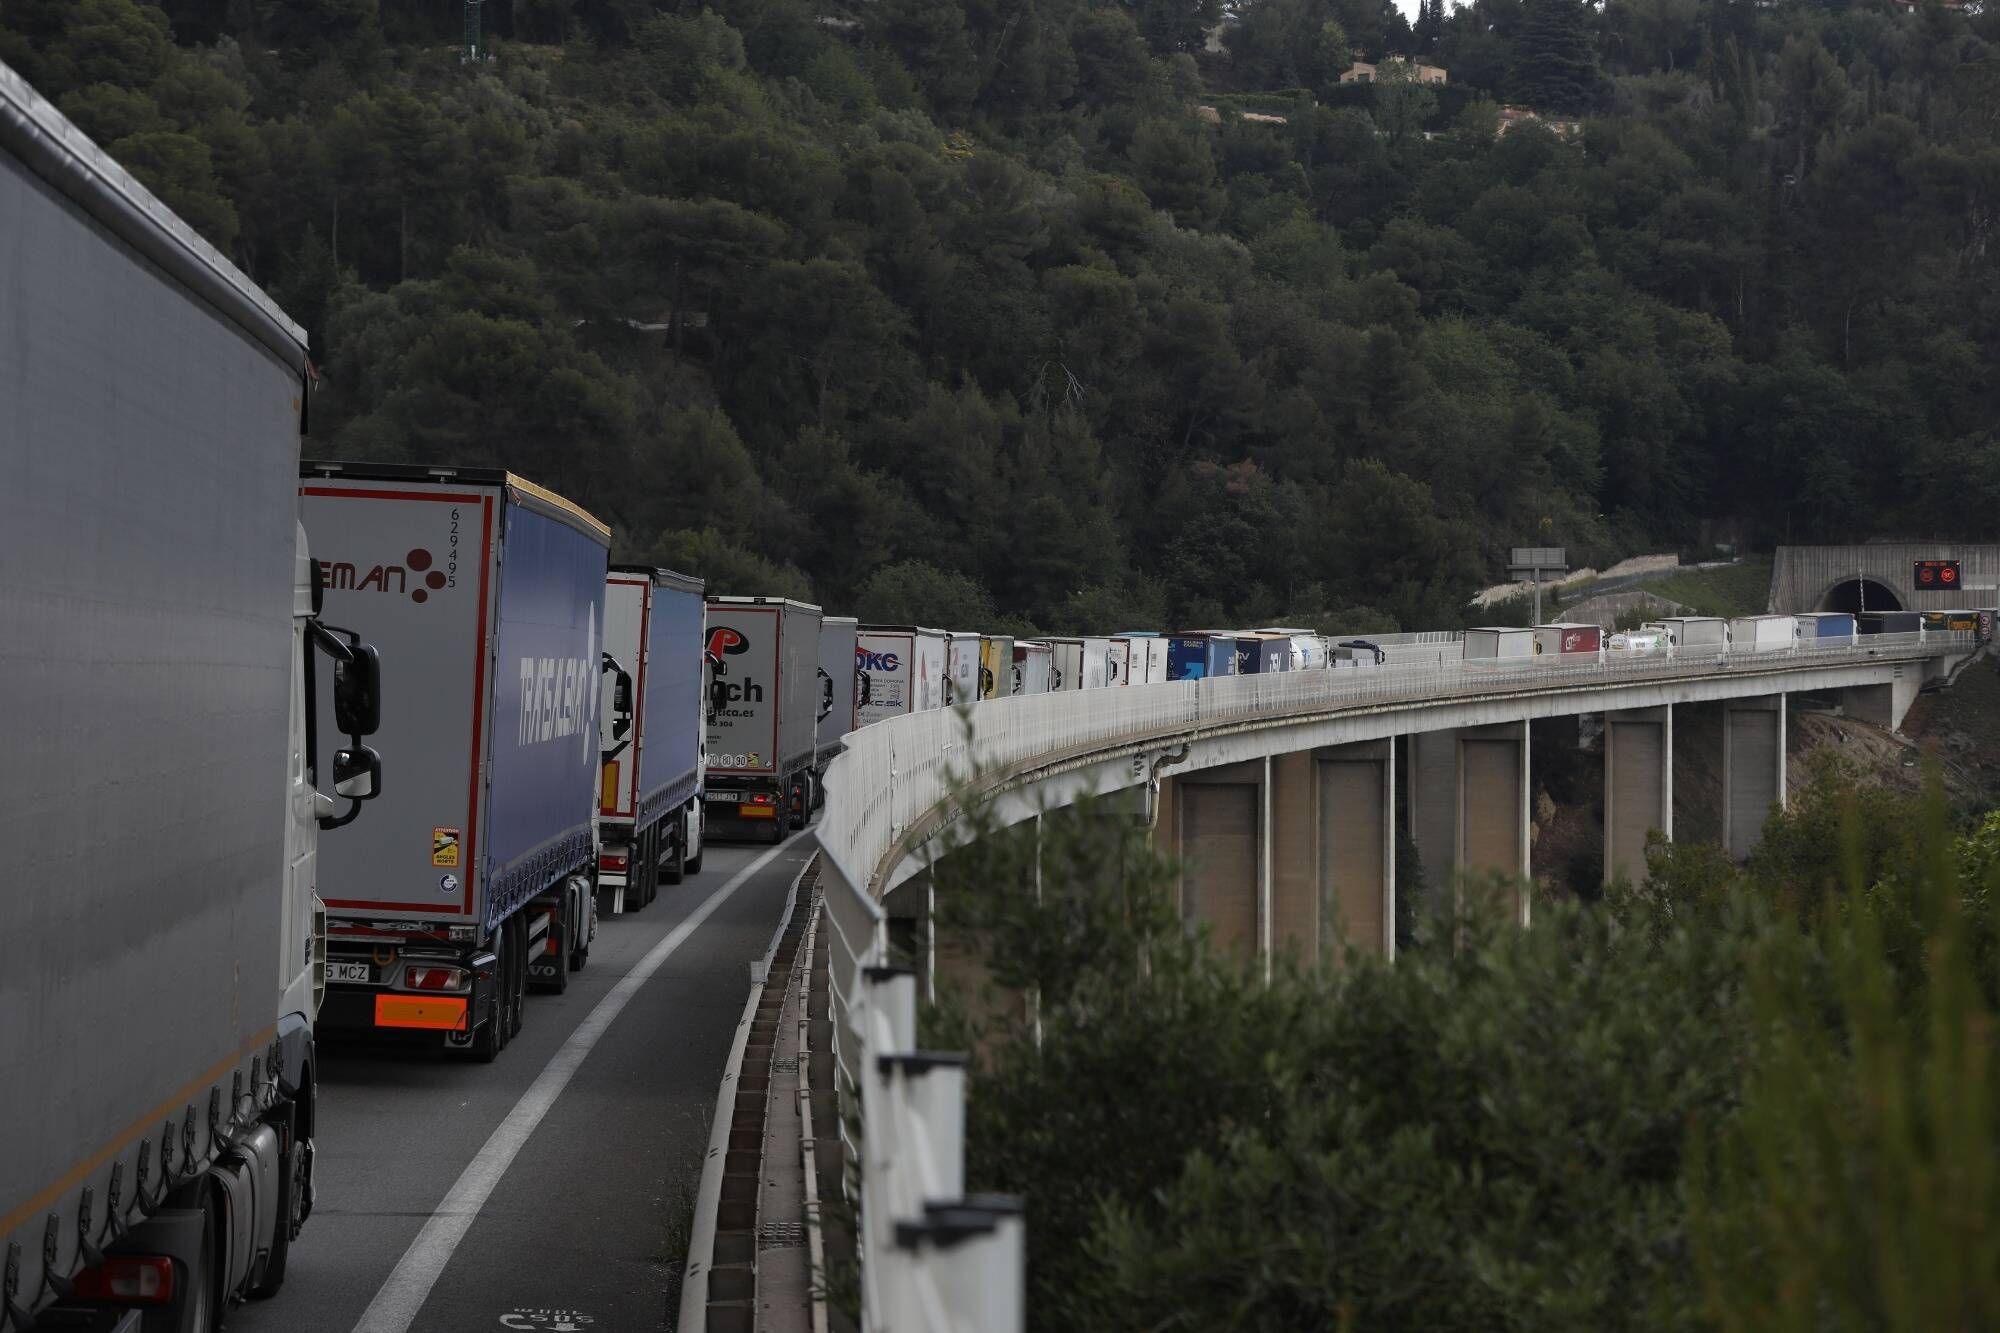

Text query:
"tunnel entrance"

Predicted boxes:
[[1821, 578, 1903, 614]]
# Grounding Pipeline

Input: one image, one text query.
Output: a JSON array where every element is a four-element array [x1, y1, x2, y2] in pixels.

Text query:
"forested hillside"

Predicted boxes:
[[7, 0, 1997, 630]]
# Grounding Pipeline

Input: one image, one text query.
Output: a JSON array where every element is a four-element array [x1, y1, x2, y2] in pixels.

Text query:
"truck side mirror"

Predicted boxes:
[[602, 653, 633, 742], [333, 645, 382, 737], [708, 677, 729, 722], [818, 666, 834, 722], [333, 746, 381, 800]]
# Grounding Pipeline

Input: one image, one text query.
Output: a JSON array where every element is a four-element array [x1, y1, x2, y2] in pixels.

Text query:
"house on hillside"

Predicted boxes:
[[1339, 58, 1447, 85], [1495, 104, 1583, 139]]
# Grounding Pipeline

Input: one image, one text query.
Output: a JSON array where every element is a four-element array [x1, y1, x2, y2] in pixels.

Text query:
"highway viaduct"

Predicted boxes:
[[692, 629, 1975, 1332]]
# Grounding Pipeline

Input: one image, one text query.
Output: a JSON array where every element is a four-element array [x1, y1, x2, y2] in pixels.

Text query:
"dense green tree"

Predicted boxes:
[[6, 0, 1991, 623], [1511, 0, 1602, 114]]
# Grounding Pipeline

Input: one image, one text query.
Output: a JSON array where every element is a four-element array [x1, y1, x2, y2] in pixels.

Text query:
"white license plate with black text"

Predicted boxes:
[[329, 960, 372, 984]]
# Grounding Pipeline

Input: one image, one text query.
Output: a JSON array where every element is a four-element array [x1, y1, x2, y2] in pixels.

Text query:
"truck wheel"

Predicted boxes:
[[663, 825, 685, 886], [472, 1001, 502, 1062], [630, 827, 653, 912], [570, 899, 591, 973], [248, 1102, 307, 1298], [183, 1193, 222, 1333], [768, 814, 787, 846], [508, 917, 528, 1036]]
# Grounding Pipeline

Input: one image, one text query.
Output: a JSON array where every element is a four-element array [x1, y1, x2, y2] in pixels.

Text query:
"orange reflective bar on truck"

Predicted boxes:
[[600, 760, 619, 812], [737, 805, 779, 819], [374, 995, 469, 1031]]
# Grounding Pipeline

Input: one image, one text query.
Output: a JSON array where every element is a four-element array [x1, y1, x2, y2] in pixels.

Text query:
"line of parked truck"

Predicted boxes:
[[7, 52, 1990, 1333]]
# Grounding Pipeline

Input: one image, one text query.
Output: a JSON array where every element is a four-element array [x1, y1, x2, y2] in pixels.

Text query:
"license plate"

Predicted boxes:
[[329, 960, 372, 984]]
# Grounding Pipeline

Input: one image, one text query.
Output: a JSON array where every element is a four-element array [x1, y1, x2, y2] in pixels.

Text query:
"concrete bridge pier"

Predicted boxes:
[[1724, 694, 1787, 860], [1405, 731, 1459, 919], [1603, 706, 1672, 887], [1455, 721, 1532, 926], [1405, 726, 1530, 927], [1262, 742, 1397, 965], [1167, 760, 1268, 965]]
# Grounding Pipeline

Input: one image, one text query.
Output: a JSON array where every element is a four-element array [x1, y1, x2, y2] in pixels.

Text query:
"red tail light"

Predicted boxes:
[[599, 852, 628, 872], [404, 964, 469, 991], [750, 793, 773, 805], [69, 1256, 175, 1304]]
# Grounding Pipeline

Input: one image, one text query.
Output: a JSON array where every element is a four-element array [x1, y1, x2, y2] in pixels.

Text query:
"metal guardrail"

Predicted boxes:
[[813, 630, 1966, 1331]]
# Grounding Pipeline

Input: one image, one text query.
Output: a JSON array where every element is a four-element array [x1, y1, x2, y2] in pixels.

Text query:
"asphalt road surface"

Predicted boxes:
[[231, 834, 815, 1333]]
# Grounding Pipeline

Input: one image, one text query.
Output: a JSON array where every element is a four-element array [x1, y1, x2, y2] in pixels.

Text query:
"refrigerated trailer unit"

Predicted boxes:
[[1168, 634, 1238, 680], [1727, 615, 1798, 652], [1012, 640, 1054, 694], [1118, 632, 1173, 683], [1650, 617, 1729, 650], [1107, 636, 1133, 685], [706, 597, 824, 842], [945, 632, 982, 707], [1464, 627, 1538, 661], [818, 615, 860, 756], [1531, 623, 1603, 658], [1235, 632, 1292, 674], [2, 59, 384, 1328], [598, 567, 708, 916], [980, 635, 1016, 698], [855, 626, 949, 725], [1793, 614, 1855, 643], [1048, 637, 1111, 690], [302, 464, 608, 1055], [1258, 628, 1330, 671]]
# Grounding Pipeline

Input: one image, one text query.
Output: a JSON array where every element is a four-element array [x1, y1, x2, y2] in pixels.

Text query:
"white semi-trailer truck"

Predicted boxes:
[[1, 59, 383, 1331], [704, 597, 824, 842]]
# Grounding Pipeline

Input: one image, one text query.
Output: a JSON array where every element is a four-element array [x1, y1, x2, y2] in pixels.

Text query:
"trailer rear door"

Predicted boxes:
[[301, 479, 496, 923]]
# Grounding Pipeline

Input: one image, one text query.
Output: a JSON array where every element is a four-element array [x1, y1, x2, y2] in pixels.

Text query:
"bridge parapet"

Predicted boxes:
[[813, 630, 1966, 1331]]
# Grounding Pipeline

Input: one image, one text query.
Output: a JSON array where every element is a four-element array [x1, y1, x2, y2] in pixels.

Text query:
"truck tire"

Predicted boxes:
[[570, 897, 591, 973], [507, 916, 527, 1037], [663, 823, 685, 886], [181, 1189, 222, 1333], [629, 826, 653, 912], [768, 813, 786, 846], [248, 1091, 310, 1299], [789, 777, 808, 830]]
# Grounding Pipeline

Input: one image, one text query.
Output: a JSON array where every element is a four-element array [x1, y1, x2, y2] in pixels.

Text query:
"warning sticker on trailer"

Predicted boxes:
[[432, 827, 461, 867]]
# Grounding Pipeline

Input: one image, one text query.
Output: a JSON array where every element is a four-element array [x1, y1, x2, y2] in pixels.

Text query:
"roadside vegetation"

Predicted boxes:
[[925, 762, 2000, 1329], [1640, 555, 1775, 619]]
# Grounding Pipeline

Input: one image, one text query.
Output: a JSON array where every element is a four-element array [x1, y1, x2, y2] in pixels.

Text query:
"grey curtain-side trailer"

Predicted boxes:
[[2, 57, 383, 1331]]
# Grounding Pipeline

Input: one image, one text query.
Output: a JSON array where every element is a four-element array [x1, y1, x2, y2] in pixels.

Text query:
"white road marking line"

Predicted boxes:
[[351, 840, 802, 1333]]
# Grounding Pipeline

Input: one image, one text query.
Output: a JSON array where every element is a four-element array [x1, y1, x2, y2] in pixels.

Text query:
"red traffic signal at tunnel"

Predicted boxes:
[[1915, 559, 1961, 590]]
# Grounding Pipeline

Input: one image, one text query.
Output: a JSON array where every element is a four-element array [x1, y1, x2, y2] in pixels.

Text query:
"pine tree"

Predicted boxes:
[[1510, 0, 1601, 116]]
